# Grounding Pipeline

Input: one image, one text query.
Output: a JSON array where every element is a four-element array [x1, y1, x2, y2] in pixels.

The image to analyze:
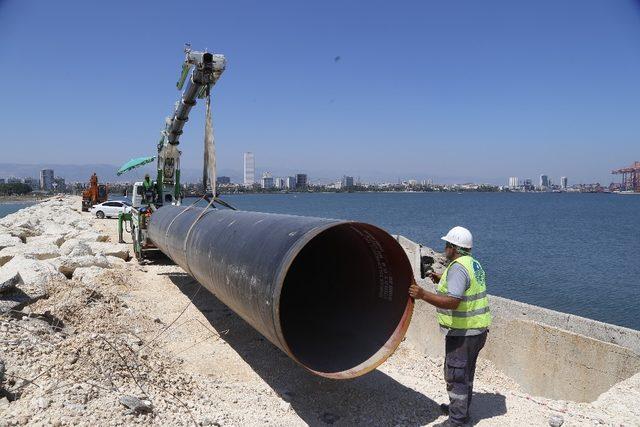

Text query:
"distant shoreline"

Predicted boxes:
[[0, 194, 45, 204]]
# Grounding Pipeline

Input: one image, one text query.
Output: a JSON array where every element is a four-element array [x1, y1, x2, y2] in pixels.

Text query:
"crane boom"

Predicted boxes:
[[156, 45, 226, 205], [118, 44, 227, 260]]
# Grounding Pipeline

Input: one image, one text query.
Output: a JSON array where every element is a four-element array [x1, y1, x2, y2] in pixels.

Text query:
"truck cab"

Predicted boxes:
[[127, 180, 181, 260], [131, 181, 180, 208], [131, 182, 144, 208]]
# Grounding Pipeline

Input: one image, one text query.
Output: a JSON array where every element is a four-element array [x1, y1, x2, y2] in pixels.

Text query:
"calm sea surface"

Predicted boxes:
[[0, 202, 34, 219], [2, 194, 639, 330]]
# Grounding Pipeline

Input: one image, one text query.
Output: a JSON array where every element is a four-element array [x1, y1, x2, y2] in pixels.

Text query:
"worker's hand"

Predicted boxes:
[[408, 282, 424, 300], [428, 271, 441, 284]]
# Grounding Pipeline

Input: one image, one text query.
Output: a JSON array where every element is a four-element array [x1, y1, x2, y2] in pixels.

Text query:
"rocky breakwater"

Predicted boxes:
[[0, 197, 196, 425], [0, 197, 129, 314]]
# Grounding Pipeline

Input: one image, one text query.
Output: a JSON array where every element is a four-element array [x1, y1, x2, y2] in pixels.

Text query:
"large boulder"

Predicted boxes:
[[60, 238, 79, 256], [0, 269, 22, 293], [59, 239, 93, 256], [0, 243, 60, 267], [0, 215, 37, 230], [106, 256, 128, 268], [51, 254, 110, 278], [67, 230, 110, 243], [1, 255, 65, 287], [89, 242, 130, 260], [26, 234, 66, 247], [39, 222, 75, 237], [68, 241, 93, 258], [72, 266, 107, 286], [0, 234, 23, 251], [3, 226, 37, 242], [66, 217, 92, 230], [0, 256, 65, 313]]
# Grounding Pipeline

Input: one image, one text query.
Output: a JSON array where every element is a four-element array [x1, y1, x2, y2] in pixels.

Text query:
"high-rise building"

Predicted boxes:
[[243, 152, 255, 186], [261, 172, 274, 189], [522, 178, 533, 190], [0, 178, 5, 184], [560, 176, 568, 190], [539, 174, 549, 188], [341, 176, 354, 189], [216, 176, 231, 185], [274, 177, 284, 189], [285, 176, 296, 189], [508, 177, 519, 189], [40, 169, 54, 191], [296, 174, 308, 189]]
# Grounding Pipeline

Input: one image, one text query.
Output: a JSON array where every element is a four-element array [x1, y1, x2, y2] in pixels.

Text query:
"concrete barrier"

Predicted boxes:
[[395, 235, 640, 402]]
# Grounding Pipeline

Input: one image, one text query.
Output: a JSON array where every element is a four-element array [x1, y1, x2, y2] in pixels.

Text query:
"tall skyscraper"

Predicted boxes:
[[341, 176, 354, 188], [539, 174, 549, 188], [296, 174, 308, 189], [243, 152, 255, 186], [274, 177, 284, 189], [40, 169, 54, 191], [561, 176, 568, 189], [508, 177, 519, 189]]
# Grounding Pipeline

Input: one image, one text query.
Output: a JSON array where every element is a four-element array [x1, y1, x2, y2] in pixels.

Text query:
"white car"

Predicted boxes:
[[90, 200, 131, 219]]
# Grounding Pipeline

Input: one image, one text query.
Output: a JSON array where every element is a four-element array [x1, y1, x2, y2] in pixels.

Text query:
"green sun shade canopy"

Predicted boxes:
[[117, 156, 156, 176]]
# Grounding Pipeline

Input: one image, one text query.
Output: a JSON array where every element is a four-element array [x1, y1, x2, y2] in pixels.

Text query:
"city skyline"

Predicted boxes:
[[0, 165, 618, 195], [1, 1, 639, 185], [0, 161, 627, 188]]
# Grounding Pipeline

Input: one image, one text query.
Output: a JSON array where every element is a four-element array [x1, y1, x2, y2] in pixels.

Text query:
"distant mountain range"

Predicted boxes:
[[0, 162, 509, 185]]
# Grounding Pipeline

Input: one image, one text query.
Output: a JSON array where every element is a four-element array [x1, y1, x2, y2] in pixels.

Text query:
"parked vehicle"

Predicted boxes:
[[90, 200, 131, 219]]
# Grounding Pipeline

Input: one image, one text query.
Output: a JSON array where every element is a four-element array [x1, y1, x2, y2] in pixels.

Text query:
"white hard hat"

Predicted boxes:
[[441, 226, 473, 249]]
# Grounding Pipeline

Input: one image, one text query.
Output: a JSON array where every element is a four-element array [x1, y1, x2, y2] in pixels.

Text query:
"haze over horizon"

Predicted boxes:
[[1, 0, 639, 185]]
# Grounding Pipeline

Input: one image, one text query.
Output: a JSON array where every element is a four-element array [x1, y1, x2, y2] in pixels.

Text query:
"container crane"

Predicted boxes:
[[612, 161, 640, 193]]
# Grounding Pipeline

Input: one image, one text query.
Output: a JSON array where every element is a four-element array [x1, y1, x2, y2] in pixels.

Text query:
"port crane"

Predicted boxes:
[[117, 44, 227, 259]]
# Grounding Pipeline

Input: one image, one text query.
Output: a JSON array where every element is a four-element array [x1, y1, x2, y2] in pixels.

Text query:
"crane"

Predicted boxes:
[[156, 43, 226, 205], [116, 44, 227, 258]]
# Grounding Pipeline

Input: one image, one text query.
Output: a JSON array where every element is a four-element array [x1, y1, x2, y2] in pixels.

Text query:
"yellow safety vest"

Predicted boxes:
[[436, 255, 491, 330]]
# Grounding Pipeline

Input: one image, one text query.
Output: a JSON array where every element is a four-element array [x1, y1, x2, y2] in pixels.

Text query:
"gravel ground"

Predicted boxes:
[[0, 196, 638, 426]]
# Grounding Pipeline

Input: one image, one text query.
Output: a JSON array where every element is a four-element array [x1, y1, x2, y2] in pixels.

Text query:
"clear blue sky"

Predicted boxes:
[[1, 0, 639, 184]]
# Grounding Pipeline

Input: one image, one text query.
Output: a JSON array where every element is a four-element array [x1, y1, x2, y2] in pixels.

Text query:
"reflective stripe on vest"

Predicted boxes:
[[436, 255, 492, 330]]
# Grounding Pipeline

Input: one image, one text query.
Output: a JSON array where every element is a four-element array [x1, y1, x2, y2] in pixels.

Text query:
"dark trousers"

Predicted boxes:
[[444, 331, 488, 425]]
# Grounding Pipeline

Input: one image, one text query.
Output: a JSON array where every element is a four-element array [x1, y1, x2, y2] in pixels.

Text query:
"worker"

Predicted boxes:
[[409, 226, 491, 427], [117, 211, 132, 243], [142, 173, 154, 204]]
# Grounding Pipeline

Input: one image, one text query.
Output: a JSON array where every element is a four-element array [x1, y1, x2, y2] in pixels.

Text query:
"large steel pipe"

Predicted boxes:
[[148, 206, 414, 379]]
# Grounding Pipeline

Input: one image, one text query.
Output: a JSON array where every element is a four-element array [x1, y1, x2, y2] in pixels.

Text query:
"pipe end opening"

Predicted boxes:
[[279, 223, 413, 378]]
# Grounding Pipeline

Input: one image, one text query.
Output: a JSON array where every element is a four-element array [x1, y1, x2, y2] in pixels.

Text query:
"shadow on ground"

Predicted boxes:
[[166, 271, 443, 426], [469, 392, 507, 425]]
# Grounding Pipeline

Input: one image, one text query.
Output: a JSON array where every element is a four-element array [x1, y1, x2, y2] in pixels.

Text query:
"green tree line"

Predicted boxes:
[[0, 183, 33, 196]]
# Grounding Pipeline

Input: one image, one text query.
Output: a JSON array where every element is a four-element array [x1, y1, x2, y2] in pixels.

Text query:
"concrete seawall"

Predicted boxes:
[[395, 235, 640, 403]]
